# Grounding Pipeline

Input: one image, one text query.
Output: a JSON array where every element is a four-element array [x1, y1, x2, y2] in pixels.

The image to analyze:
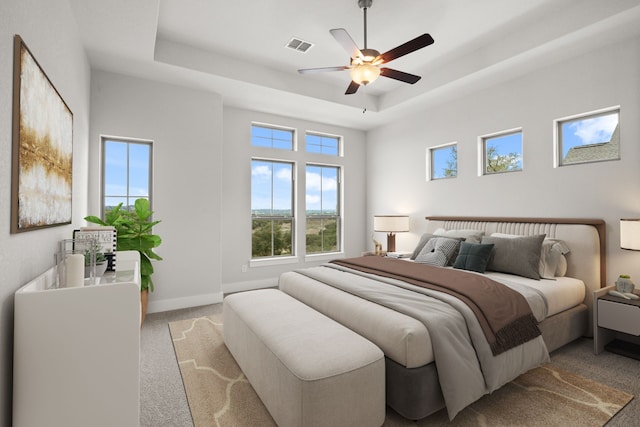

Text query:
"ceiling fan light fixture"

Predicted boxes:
[[297, 0, 434, 94], [350, 63, 380, 85]]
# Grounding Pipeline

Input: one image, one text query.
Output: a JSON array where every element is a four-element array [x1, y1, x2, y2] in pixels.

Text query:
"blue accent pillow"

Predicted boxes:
[[453, 242, 494, 273]]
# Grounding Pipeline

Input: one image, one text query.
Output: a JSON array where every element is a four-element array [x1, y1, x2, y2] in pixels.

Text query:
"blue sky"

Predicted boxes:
[[306, 166, 338, 214], [251, 160, 292, 214], [431, 145, 456, 179], [251, 161, 338, 214], [104, 140, 150, 207]]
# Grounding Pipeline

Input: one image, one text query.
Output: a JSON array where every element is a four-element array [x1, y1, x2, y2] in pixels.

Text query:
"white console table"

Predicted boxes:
[[13, 252, 141, 427]]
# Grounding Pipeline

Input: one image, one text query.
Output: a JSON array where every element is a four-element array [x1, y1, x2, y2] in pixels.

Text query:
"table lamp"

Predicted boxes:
[[374, 215, 409, 252], [620, 218, 640, 251]]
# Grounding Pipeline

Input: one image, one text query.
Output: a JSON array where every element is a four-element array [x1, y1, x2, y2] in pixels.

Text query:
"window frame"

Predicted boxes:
[[553, 106, 620, 167], [305, 163, 342, 256], [478, 128, 523, 176], [250, 158, 296, 261], [426, 142, 457, 181], [305, 131, 342, 156], [100, 136, 153, 218], [251, 122, 296, 151]]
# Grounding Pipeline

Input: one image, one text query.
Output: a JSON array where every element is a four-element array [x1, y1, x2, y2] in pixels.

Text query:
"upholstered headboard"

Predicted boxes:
[[425, 216, 605, 324]]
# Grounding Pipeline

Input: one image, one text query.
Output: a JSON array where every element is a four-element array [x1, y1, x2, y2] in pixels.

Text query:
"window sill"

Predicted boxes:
[[248, 252, 345, 268], [304, 252, 344, 263], [249, 256, 299, 268]]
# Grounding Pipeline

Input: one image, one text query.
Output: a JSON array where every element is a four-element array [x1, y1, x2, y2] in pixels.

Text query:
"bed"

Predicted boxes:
[[278, 216, 605, 420]]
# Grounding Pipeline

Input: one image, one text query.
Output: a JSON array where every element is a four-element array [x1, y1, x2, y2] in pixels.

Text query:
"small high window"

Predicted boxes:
[[554, 107, 619, 167], [480, 129, 523, 175], [427, 143, 457, 180]]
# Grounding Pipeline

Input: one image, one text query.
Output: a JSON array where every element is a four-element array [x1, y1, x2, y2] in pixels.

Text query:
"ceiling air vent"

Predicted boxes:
[[286, 37, 314, 53]]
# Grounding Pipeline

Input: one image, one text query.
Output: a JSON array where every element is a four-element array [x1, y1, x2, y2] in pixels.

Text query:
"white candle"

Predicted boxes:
[[66, 254, 85, 287]]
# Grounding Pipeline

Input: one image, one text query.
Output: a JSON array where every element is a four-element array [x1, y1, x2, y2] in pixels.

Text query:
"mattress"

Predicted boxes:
[[483, 271, 585, 318]]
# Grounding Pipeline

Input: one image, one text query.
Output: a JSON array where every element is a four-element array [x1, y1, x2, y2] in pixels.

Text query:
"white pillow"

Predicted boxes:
[[433, 228, 484, 244], [490, 233, 570, 279], [556, 253, 568, 277]]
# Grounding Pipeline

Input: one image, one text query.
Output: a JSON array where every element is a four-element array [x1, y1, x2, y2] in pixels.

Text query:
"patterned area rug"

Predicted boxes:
[[169, 314, 633, 427]]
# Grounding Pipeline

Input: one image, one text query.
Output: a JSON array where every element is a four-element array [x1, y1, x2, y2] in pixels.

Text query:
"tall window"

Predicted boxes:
[[480, 129, 523, 175], [306, 133, 340, 156], [306, 165, 340, 254], [251, 159, 294, 258], [102, 137, 152, 215], [250, 124, 344, 261], [555, 107, 619, 167]]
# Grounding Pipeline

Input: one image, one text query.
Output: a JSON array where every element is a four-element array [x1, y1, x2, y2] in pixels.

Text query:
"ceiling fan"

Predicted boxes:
[[298, 0, 434, 95]]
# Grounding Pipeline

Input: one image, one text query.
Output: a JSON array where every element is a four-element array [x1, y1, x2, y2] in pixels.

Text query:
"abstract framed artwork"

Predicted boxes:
[[11, 35, 73, 233]]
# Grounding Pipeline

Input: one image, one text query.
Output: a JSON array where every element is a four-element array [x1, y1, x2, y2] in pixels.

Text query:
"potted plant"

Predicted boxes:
[[85, 198, 162, 323]]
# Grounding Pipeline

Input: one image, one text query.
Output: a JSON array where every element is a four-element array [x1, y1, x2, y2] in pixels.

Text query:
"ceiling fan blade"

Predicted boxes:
[[330, 28, 363, 60], [377, 33, 434, 64], [298, 66, 349, 74], [345, 81, 360, 95], [380, 68, 421, 84]]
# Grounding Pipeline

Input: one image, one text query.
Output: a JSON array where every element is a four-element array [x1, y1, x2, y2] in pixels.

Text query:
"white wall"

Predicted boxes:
[[366, 35, 640, 285], [89, 70, 224, 312], [0, 0, 91, 424], [221, 107, 367, 292]]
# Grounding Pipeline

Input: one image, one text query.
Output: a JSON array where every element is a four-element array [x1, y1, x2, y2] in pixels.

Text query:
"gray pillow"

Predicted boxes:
[[481, 234, 546, 280], [491, 233, 570, 279], [410, 233, 434, 260], [415, 237, 461, 267]]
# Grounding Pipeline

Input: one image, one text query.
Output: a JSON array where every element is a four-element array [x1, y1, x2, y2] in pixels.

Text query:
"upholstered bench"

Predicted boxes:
[[223, 289, 385, 427]]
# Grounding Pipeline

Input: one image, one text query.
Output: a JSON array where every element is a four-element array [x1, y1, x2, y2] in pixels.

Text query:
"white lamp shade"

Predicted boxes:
[[621, 219, 640, 250], [374, 215, 410, 233]]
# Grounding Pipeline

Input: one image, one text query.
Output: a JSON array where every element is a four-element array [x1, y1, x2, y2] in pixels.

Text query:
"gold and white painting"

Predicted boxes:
[[11, 35, 73, 233]]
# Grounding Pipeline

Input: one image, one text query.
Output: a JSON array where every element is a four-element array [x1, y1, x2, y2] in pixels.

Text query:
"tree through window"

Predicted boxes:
[[481, 130, 523, 175]]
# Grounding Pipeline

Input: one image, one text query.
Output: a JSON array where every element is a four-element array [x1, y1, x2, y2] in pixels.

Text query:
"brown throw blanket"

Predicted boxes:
[[331, 257, 541, 356]]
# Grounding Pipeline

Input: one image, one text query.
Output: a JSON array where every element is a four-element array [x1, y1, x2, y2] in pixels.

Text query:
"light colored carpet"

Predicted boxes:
[[169, 313, 633, 427]]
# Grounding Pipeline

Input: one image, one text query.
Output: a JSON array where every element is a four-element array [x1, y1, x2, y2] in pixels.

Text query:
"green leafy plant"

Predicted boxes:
[[84, 198, 162, 292]]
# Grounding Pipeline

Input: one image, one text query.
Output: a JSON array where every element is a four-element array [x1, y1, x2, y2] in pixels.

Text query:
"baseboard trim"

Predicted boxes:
[[147, 277, 279, 314], [147, 292, 224, 314]]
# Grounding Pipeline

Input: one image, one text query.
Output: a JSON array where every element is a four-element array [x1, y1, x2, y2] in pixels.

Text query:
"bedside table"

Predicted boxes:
[[593, 285, 640, 358]]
